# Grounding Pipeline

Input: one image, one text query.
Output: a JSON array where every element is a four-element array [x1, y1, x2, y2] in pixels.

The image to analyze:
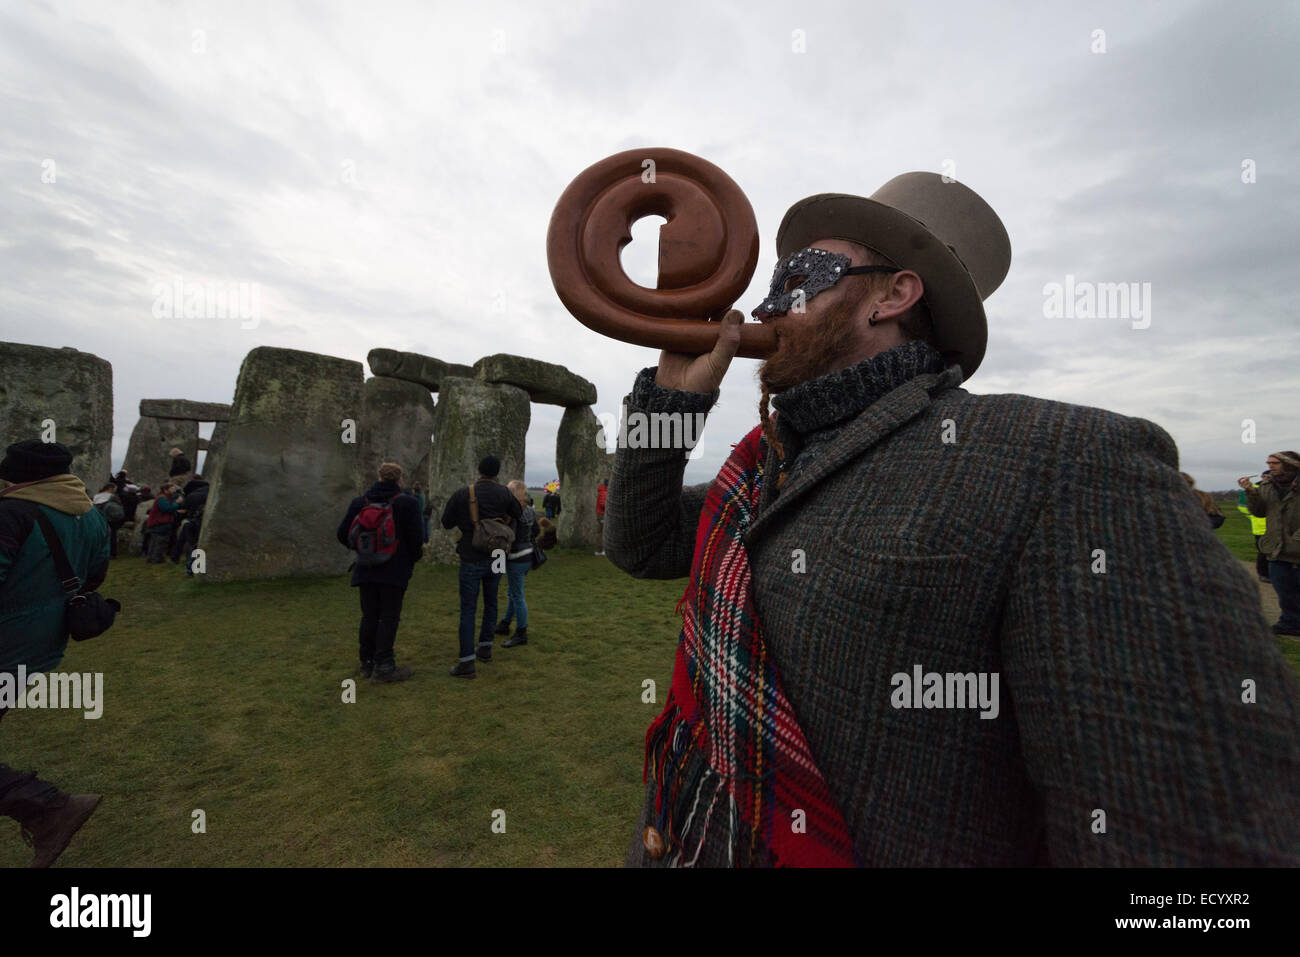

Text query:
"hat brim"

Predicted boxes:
[[776, 194, 987, 381]]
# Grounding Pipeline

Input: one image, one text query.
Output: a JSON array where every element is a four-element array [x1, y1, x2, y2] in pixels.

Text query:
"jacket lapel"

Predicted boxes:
[[743, 367, 962, 547]]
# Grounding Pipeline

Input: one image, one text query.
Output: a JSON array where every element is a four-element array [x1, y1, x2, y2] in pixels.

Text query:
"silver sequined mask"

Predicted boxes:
[[751, 247, 899, 318]]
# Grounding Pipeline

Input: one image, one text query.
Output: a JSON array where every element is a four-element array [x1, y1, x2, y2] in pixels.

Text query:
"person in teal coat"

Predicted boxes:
[[0, 440, 110, 866]]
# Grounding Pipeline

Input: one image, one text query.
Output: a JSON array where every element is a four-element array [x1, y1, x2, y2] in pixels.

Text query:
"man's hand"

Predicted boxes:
[[655, 310, 743, 394], [1238, 476, 1254, 490]]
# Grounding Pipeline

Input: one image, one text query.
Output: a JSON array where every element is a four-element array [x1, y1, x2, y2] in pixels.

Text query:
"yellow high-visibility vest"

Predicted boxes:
[[1237, 487, 1267, 536]]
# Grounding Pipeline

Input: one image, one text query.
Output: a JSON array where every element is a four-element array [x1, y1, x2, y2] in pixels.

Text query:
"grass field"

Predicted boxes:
[[1, 550, 682, 867], [2, 505, 1294, 867]]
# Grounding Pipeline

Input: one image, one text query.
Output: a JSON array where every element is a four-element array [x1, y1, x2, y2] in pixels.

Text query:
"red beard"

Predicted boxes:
[[758, 297, 860, 394]]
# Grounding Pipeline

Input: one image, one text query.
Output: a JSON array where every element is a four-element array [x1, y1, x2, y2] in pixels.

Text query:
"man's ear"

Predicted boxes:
[[874, 270, 925, 321]]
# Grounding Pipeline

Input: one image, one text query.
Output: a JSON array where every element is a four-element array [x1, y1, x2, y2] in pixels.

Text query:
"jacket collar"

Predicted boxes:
[[744, 365, 963, 546]]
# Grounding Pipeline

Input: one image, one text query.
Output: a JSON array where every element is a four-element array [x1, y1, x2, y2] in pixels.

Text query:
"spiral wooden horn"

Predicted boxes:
[[546, 148, 776, 359]]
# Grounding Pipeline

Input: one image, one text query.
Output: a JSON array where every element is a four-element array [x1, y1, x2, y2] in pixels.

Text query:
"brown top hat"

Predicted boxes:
[[775, 172, 1012, 381]]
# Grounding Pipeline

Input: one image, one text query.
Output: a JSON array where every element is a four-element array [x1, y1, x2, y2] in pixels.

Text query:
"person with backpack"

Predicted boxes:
[[92, 483, 126, 558], [440, 455, 521, 678], [337, 461, 424, 683], [143, 483, 182, 564], [0, 440, 111, 867]]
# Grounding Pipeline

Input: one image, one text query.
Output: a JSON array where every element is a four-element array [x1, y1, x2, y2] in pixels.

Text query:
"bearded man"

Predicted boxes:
[[605, 173, 1300, 867]]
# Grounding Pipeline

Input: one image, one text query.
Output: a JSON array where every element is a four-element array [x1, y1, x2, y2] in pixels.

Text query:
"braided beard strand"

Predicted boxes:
[[759, 383, 787, 490]]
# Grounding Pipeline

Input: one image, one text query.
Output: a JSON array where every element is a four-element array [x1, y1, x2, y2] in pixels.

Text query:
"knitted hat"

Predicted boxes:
[[478, 455, 501, 478], [0, 440, 74, 483]]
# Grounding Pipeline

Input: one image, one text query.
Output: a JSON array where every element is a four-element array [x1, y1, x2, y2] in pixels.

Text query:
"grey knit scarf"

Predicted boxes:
[[771, 340, 949, 438]]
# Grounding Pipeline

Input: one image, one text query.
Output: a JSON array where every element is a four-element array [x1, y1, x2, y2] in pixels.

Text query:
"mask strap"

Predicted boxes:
[[842, 266, 902, 277]]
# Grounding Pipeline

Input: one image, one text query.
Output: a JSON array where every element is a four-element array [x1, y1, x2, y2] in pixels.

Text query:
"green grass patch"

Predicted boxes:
[[1, 551, 682, 867], [1212, 501, 1260, 563]]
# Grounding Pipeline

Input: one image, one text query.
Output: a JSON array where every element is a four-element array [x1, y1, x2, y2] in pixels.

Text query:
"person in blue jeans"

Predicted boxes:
[[496, 481, 539, 647], [440, 456, 521, 678]]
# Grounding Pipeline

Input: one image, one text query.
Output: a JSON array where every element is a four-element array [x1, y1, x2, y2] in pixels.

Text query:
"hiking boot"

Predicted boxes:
[[449, 660, 477, 679], [494, 620, 511, 636], [371, 665, 413, 684], [22, 794, 102, 868], [476, 643, 493, 662], [359, 660, 374, 679], [503, 628, 528, 648]]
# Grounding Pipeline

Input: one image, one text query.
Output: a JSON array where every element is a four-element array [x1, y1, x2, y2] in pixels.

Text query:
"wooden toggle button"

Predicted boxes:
[[643, 826, 667, 860]]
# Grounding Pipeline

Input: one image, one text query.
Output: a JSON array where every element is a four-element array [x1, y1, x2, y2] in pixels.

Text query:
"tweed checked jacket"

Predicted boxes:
[[607, 363, 1300, 866]]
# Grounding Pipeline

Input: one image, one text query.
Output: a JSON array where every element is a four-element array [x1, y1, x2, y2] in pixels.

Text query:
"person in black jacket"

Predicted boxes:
[[171, 477, 209, 576], [440, 455, 521, 678], [336, 462, 425, 683], [167, 447, 192, 481], [542, 490, 561, 520]]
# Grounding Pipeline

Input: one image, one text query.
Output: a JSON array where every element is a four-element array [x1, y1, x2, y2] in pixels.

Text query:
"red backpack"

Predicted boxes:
[[348, 498, 399, 565]]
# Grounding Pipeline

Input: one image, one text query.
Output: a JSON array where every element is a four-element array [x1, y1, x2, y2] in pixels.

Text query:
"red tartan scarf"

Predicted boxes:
[[643, 424, 855, 866]]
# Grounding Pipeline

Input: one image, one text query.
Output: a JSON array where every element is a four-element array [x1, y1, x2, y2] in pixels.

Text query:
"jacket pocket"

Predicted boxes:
[[837, 546, 970, 590]]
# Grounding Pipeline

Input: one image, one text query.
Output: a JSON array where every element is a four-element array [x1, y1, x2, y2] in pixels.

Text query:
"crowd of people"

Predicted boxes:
[[337, 455, 552, 683], [89, 447, 210, 576]]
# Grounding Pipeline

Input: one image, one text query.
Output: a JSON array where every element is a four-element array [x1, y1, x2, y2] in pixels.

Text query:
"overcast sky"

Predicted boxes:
[[2, 0, 1296, 490]]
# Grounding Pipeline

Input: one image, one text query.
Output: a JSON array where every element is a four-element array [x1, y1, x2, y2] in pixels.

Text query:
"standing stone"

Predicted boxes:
[[555, 406, 606, 549], [426, 377, 529, 563], [204, 420, 229, 479], [197, 347, 363, 582], [0, 342, 112, 486], [361, 376, 435, 490], [474, 354, 597, 407], [367, 350, 474, 392], [122, 415, 199, 485]]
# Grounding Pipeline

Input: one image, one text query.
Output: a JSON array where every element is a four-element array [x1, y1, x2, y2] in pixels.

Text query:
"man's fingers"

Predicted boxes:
[[705, 310, 742, 380]]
